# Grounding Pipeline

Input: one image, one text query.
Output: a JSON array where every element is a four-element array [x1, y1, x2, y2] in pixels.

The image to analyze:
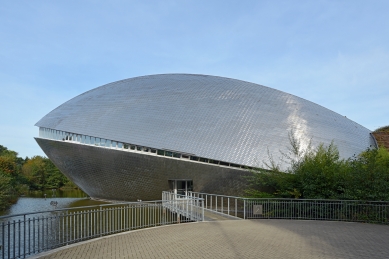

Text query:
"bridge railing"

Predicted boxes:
[[187, 191, 389, 224], [0, 196, 204, 259]]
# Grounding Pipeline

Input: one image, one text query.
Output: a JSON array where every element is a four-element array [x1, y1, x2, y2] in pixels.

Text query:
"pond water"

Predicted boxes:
[[0, 189, 109, 218]]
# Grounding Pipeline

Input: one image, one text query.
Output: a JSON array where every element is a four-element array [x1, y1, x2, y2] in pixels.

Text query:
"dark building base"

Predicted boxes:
[[35, 138, 250, 201]]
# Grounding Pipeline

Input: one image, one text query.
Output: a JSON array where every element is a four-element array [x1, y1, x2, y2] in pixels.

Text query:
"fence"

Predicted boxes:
[[2, 192, 387, 259], [0, 196, 204, 259], [187, 191, 245, 218], [243, 198, 389, 223], [162, 191, 204, 222], [188, 191, 389, 224]]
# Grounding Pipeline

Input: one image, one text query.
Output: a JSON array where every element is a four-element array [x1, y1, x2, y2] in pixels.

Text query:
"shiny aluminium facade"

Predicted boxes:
[[35, 74, 376, 201]]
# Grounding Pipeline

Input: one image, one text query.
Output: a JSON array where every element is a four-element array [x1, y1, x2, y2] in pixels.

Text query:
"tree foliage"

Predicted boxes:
[[0, 171, 17, 210], [21, 156, 73, 190], [246, 134, 389, 201]]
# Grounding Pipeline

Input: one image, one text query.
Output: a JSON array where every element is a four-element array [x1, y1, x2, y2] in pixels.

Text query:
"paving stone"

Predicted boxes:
[[31, 220, 389, 259]]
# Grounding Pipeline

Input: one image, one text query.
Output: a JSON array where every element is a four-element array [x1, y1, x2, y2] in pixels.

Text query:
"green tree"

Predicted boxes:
[[0, 145, 21, 210], [344, 147, 389, 200], [44, 159, 69, 188], [0, 155, 17, 175], [22, 155, 74, 190], [22, 156, 46, 190], [246, 133, 389, 201], [292, 143, 349, 199], [0, 171, 18, 210]]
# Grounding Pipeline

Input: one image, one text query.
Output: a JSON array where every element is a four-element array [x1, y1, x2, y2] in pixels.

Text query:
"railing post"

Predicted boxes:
[[18, 219, 20, 258], [228, 198, 230, 216], [23, 214, 26, 258], [235, 198, 237, 217], [244, 199, 246, 220], [221, 197, 223, 214], [187, 197, 190, 220], [2, 222, 5, 259], [99, 206, 102, 237], [8, 221, 11, 259], [202, 198, 205, 222]]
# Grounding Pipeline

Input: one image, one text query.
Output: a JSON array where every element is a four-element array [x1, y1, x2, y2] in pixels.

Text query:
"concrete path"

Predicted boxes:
[[32, 220, 389, 259]]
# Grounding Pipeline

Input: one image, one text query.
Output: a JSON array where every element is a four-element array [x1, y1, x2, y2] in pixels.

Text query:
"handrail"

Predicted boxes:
[[188, 191, 243, 200], [189, 191, 389, 203]]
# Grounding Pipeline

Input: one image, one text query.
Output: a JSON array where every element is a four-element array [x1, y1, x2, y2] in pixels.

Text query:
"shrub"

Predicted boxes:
[[246, 133, 389, 201]]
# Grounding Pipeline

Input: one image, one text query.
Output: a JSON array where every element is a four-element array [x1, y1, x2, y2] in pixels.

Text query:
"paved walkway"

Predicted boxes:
[[32, 220, 389, 259]]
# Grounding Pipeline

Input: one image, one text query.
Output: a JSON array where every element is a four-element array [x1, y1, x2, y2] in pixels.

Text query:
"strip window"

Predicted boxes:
[[38, 127, 246, 170]]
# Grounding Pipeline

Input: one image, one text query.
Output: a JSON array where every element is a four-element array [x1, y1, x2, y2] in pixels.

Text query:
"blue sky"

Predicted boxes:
[[1, 0, 388, 158]]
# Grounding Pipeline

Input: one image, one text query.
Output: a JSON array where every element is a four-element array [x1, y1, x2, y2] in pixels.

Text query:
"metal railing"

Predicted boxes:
[[187, 192, 245, 218], [188, 191, 389, 224], [243, 198, 389, 223], [0, 197, 204, 259], [162, 191, 204, 222]]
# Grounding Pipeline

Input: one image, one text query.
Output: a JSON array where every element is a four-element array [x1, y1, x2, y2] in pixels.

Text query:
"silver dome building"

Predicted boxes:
[[35, 74, 376, 201]]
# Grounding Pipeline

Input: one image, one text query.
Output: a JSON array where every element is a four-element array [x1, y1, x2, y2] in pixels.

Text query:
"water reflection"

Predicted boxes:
[[25, 189, 87, 198]]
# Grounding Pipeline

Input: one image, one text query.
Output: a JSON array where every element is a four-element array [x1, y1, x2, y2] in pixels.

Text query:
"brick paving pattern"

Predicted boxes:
[[32, 220, 389, 259]]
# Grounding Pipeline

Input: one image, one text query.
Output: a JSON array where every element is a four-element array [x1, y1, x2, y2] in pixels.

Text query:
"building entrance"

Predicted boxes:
[[168, 179, 193, 195]]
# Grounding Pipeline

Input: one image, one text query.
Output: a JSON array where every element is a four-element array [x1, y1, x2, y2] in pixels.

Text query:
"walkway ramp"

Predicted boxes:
[[203, 209, 241, 221]]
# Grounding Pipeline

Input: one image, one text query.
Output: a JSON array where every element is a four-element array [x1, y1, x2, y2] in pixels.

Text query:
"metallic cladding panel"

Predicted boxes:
[[35, 138, 249, 201], [36, 74, 374, 169]]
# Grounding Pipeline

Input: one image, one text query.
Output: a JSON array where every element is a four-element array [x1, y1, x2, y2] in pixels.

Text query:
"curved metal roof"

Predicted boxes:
[[36, 74, 375, 168]]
